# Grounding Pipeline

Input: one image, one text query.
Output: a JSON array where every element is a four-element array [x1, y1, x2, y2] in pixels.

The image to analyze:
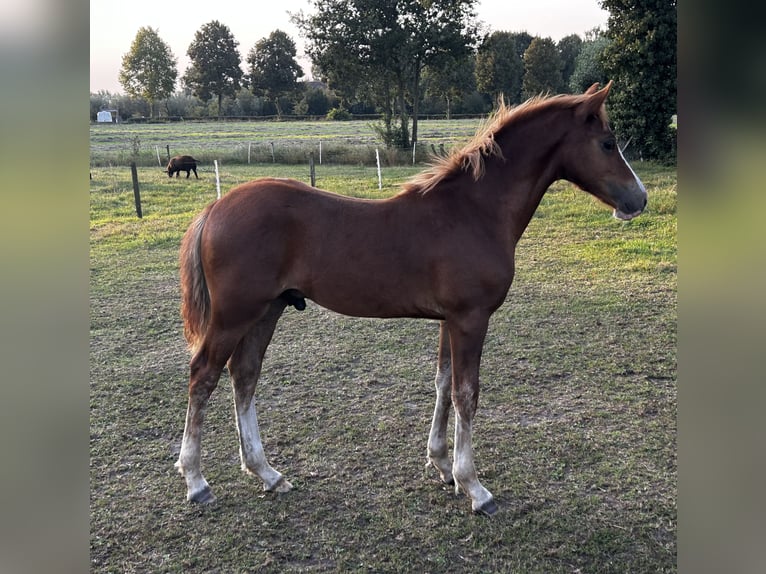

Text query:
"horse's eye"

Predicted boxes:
[[602, 139, 616, 153]]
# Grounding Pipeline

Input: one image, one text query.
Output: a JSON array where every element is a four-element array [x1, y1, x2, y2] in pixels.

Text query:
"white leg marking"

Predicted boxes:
[[176, 402, 214, 502], [234, 397, 292, 492], [427, 363, 454, 484], [453, 413, 494, 514]]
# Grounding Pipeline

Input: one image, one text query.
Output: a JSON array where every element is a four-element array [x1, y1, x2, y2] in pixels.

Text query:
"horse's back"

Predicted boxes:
[[205, 177, 393, 239], [199, 178, 368, 295], [223, 177, 359, 208], [198, 177, 435, 317]]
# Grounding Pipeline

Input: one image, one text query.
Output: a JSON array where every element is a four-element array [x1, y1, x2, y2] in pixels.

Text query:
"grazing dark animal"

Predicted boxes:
[[174, 83, 647, 515], [167, 155, 199, 178]]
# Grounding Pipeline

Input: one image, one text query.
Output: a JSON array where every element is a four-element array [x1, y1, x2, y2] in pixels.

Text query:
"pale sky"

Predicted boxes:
[[90, 0, 609, 94]]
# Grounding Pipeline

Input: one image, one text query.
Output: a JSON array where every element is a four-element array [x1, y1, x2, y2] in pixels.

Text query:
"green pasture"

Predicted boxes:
[[90, 125, 676, 572], [90, 118, 480, 168]]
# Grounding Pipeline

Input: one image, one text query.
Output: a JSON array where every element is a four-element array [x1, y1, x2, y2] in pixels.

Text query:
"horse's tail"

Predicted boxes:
[[179, 203, 215, 354]]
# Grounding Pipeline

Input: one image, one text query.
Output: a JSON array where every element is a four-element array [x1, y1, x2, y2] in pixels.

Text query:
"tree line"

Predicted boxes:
[[90, 0, 676, 162]]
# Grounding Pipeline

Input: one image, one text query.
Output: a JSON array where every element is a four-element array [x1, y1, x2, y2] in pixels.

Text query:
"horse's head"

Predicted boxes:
[[561, 82, 647, 220]]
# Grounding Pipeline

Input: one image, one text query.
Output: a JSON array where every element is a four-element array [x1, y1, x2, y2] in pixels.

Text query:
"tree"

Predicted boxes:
[[297, 0, 413, 142], [183, 21, 243, 119], [522, 37, 564, 99], [474, 31, 534, 105], [475, 32, 523, 104], [294, 0, 479, 147], [423, 53, 475, 119], [557, 34, 583, 90], [599, 0, 677, 161], [303, 30, 367, 113], [398, 0, 480, 144], [165, 92, 201, 119], [112, 93, 150, 121], [119, 27, 177, 118], [568, 30, 610, 93], [246, 30, 305, 118], [295, 85, 333, 116], [90, 90, 113, 121]]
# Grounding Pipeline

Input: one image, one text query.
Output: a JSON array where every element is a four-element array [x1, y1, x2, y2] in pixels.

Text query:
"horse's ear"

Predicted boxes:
[[584, 83, 600, 95], [577, 80, 613, 121]]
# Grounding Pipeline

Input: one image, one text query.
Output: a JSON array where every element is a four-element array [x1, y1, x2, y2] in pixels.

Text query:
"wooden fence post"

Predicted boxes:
[[309, 152, 316, 187], [130, 162, 142, 218]]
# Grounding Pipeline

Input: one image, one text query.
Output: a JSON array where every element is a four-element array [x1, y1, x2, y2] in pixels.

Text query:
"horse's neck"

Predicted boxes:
[[488, 122, 566, 245]]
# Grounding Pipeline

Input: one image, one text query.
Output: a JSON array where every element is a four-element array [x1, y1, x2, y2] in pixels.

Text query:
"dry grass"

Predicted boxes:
[[90, 162, 676, 573]]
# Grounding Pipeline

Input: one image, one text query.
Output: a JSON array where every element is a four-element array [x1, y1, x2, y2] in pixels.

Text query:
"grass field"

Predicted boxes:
[[89, 118, 481, 168], [90, 126, 676, 572]]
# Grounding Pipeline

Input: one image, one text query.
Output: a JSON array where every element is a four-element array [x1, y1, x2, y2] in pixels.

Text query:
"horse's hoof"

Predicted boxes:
[[266, 477, 293, 493], [189, 486, 216, 504], [426, 459, 454, 485], [473, 498, 498, 516]]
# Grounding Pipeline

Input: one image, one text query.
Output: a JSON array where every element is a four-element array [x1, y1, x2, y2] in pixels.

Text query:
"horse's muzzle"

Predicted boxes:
[[613, 191, 647, 221], [613, 208, 643, 221]]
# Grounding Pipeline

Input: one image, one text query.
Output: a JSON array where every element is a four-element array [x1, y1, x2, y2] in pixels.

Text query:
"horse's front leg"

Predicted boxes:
[[447, 313, 497, 515], [427, 321, 454, 484]]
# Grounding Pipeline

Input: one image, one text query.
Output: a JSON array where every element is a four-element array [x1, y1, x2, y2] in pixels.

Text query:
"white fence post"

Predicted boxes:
[[375, 148, 382, 190], [214, 160, 221, 199]]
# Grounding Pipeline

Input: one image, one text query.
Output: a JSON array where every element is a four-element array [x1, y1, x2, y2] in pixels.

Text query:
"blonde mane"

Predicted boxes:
[[403, 93, 605, 195]]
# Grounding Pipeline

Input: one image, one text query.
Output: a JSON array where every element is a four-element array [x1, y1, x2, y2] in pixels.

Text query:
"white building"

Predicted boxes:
[[97, 110, 115, 123]]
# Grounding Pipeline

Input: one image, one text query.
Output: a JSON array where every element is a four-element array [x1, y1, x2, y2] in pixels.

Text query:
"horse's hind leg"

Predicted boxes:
[[176, 329, 244, 503], [228, 300, 293, 493], [427, 321, 454, 484]]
